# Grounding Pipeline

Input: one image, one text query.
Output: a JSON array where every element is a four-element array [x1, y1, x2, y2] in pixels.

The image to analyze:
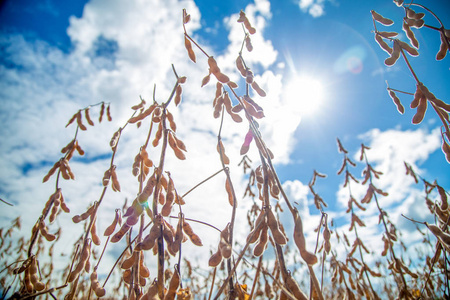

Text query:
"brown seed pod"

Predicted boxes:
[[76, 111, 87, 131], [225, 178, 234, 206], [246, 70, 254, 84], [402, 22, 419, 49], [218, 224, 232, 259], [106, 104, 112, 121], [208, 249, 223, 267], [398, 40, 419, 56], [43, 160, 61, 183], [201, 73, 211, 87], [426, 223, 450, 245], [208, 56, 221, 75], [385, 40, 401, 66], [104, 210, 120, 236], [293, 213, 318, 265], [166, 110, 177, 132], [437, 31, 449, 61], [412, 96, 427, 124], [165, 268, 180, 300], [182, 220, 203, 246], [99, 102, 105, 122], [111, 223, 131, 243], [184, 35, 196, 63], [245, 35, 253, 52], [110, 130, 121, 149], [90, 220, 101, 246], [406, 8, 425, 20], [110, 166, 121, 192], [217, 140, 230, 165], [251, 81, 267, 97], [388, 90, 404, 114], [214, 72, 230, 84], [371, 10, 394, 26], [437, 185, 448, 211], [139, 254, 150, 278], [253, 223, 269, 257], [174, 85, 183, 106], [152, 122, 163, 147], [65, 112, 79, 128], [284, 272, 308, 300], [84, 108, 94, 126], [266, 209, 287, 245], [405, 18, 424, 28], [39, 219, 56, 241], [323, 225, 331, 254], [68, 241, 91, 282], [247, 210, 265, 244], [121, 250, 138, 270], [236, 55, 247, 77], [171, 218, 184, 254]]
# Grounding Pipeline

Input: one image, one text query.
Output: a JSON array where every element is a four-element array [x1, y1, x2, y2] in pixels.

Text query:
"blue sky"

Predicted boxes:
[[1, 0, 450, 292]]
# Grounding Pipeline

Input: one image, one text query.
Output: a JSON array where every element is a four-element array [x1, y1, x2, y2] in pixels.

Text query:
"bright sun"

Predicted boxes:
[[283, 76, 325, 116]]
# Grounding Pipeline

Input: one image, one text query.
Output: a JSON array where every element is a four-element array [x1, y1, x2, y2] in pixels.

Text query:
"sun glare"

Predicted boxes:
[[283, 76, 325, 116]]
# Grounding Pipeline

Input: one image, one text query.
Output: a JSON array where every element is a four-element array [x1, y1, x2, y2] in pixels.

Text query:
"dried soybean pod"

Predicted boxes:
[[371, 10, 394, 26], [111, 165, 120, 192], [174, 85, 183, 106], [182, 220, 203, 246], [245, 35, 253, 52], [218, 224, 232, 259], [247, 210, 265, 244], [385, 41, 400, 66], [266, 208, 287, 245], [208, 249, 223, 267], [375, 34, 393, 54], [104, 210, 120, 236], [437, 31, 448, 61], [152, 122, 163, 147], [402, 22, 419, 49], [121, 250, 138, 270], [398, 40, 419, 56], [208, 56, 221, 75], [43, 160, 61, 182], [293, 213, 318, 265], [251, 81, 267, 97], [85, 108, 94, 126], [388, 90, 404, 114], [201, 73, 211, 87], [102, 168, 112, 186], [166, 110, 176, 132], [90, 220, 101, 246], [412, 96, 427, 124], [106, 104, 112, 121], [171, 218, 183, 254], [437, 185, 448, 211], [111, 223, 131, 243], [184, 35, 196, 63], [426, 223, 450, 245], [99, 102, 105, 122], [236, 56, 247, 77], [323, 223, 331, 254], [75, 111, 87, 131], [214, 72, 230, 84], [285, 273, 308, 300], [136, 228, 159, 251], [253, 223, 268, 257], [225, 178, 234, 206], [165, 267, 180, 300]]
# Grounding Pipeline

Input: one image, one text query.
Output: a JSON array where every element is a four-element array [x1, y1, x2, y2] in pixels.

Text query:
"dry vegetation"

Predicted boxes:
[[1, 1, 450, 299]]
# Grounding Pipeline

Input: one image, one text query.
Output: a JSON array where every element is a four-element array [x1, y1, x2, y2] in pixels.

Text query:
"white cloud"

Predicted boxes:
[[298, 0, 327, 17]]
